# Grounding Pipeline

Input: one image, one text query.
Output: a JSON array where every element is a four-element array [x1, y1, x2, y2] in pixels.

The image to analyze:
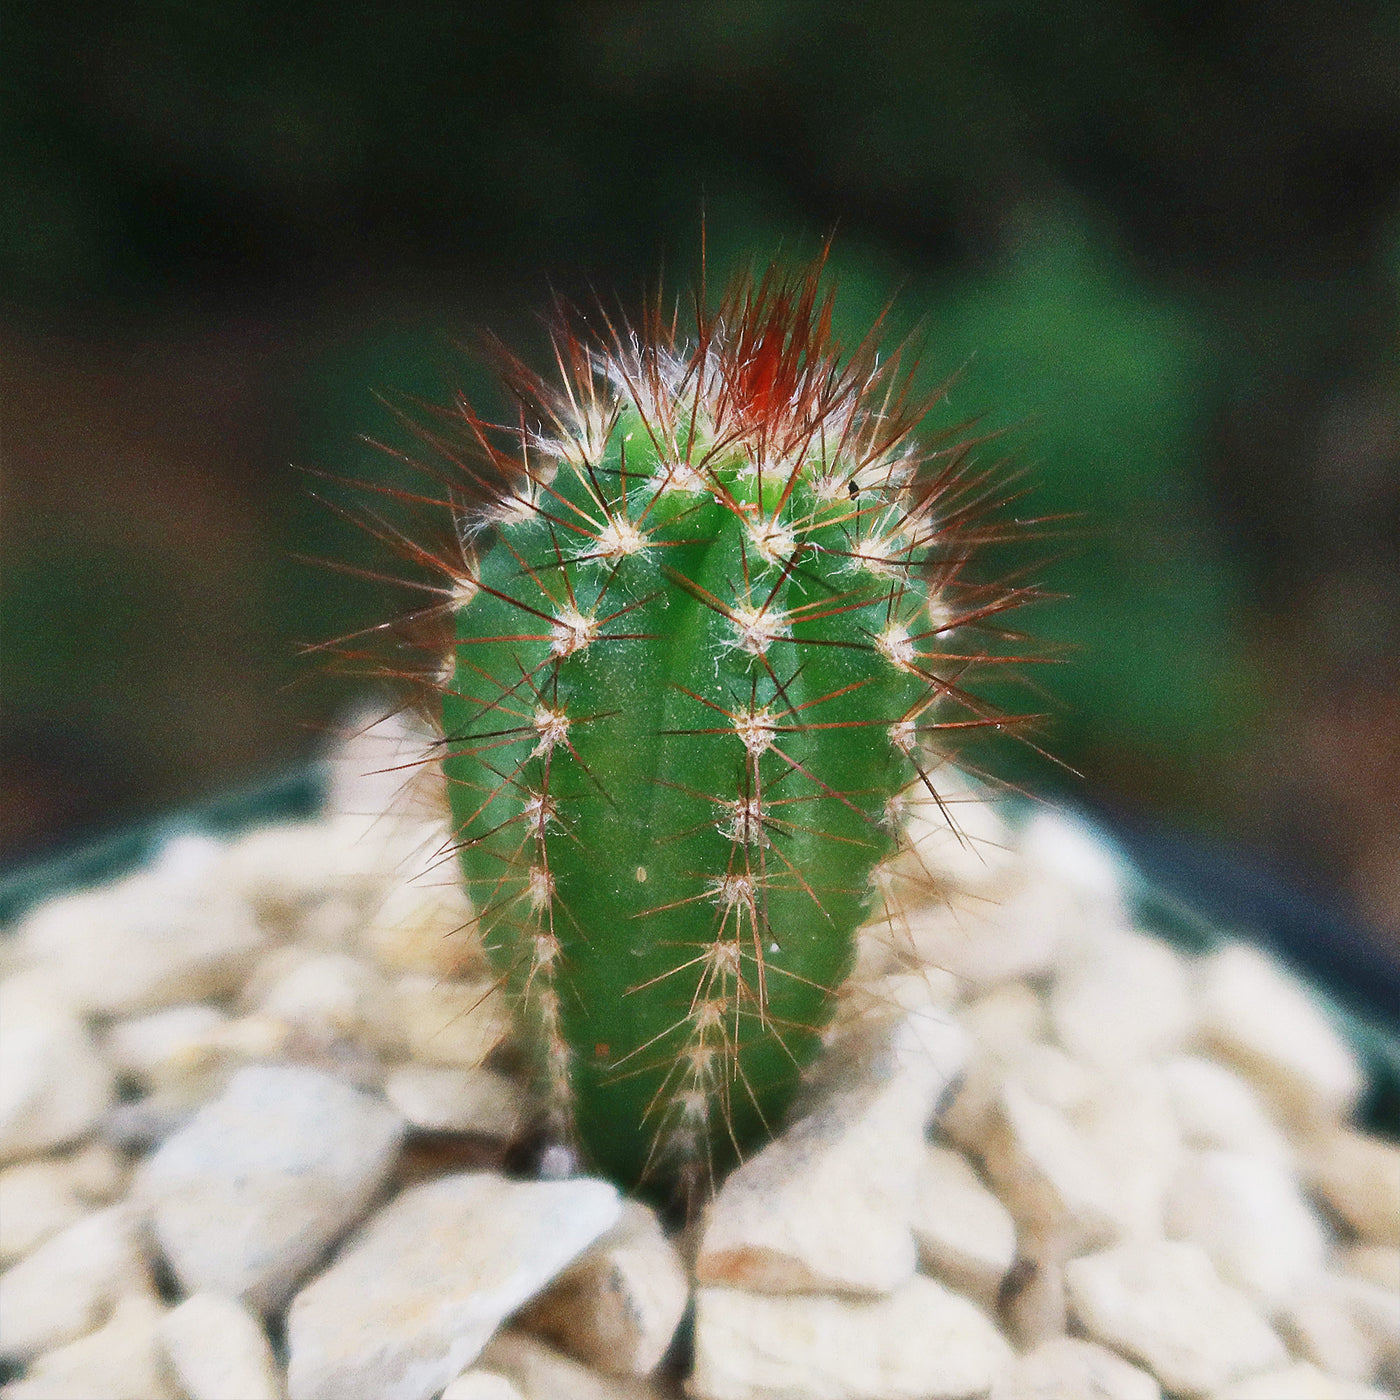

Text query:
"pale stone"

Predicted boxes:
[[0, 971, 115, 1162], [939, 1056, 1002, 1156], [960, 984, 1047, 1056], [520, 1200, 688, 1376], [103, 1003, 229, 1094], [104, 1007, 294, 1111], [0, 1158, 87, 1265], [1282, 1271, 1399, 1385], [894, 876, 1073, 991], [16, 850, 264, 1016], [219, 812, 432, 922], [978, 1082, 1119, 1250], [1017, 808, 1131, 908], [479, 1331, 664, 1400], [324, 708, 444, 824], [383, 1064, 526, 1139], [0, 1293, 178, 1400], [988, 1336, 1161, 1400], [910, 1144, 1017, 1306], [1049, 932, 1196, 1067], [1198, 945, 1364, 1130], [695, 1012, 968, 1295], [296, 889, 368, 952], [360, 873, 484, 978], [1305, 1128, 1400, 1247], [136, 1063, 405, 1313], [940, 1040, 1093, 1158], [999, 1237, 1070, 1351], [1161, 1055, 1293, 1165], [105, 1009, 296, 1121], [829, 966, 961, 1038], [101, 1093, 197, 1151], [1211, 1361, 1394, 1399], [1339, 1243, 1400, 1291], [1165, 1148, 1329, 1310], [62, 1140, 129, 1203], [1066, 1239, 1287, 1396], [159, 1291, 284, 1400], [285, 1172, 621, 1400], [0, 1206, 153, 1361], [1006, 1043, 1097, 1114], [440, 1373, 527, 1400], [1073, 1067, 1184, 1240], [882, 775, 1018, 898], [691, 1274, 1014, 1400], [1297, 1269, 1399, 1387], [248, 949, 404, 1055], [199, 1011, 295, 1063], [394, 974, 512, 1067]]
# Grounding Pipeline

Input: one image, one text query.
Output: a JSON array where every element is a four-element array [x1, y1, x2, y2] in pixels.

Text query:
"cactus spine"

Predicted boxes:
[[409, 257, 1029, 1200]]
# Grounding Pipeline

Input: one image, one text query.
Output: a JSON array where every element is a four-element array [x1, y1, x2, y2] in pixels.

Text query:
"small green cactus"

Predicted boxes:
[[384, 256, 1036, 1201]]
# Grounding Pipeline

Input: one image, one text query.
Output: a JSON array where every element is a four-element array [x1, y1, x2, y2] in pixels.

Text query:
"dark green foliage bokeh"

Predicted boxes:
[[4, 0, 1398, 873]]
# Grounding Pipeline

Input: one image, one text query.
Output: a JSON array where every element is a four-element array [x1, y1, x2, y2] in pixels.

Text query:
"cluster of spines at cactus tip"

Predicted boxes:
[[346, 252, 1042, 1200]]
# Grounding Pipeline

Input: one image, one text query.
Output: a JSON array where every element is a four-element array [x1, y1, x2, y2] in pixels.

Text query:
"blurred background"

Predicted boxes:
[[4, 0, 1398, 948]]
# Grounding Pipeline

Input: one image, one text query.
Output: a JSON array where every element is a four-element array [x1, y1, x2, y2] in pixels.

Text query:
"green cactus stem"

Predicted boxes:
[[393, 257, 1036, 1200]]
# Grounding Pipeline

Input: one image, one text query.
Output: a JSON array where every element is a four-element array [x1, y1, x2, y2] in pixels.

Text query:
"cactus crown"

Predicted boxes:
[[368, 252, 1039, 1203]]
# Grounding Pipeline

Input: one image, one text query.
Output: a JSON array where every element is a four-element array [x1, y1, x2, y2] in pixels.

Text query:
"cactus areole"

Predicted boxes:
[[404, 256, 1034, 1201]]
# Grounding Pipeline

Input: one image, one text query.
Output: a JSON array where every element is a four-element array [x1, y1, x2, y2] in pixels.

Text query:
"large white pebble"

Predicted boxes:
[[1198, 945, 1364, 1130], [136, 1064, 405, 1313], [60, 1140, 128, 1203], [1066, 1239, 1286, 1396], [383, 1064, 525, 1139], [159, 1291, 285, 1400], [324, 709, 443, 823], [16, 850, 264, 1016], [1211, 1360, 1394, 1399], [885, 777, 1017, 897], [1339, 1243, 1400, 1291], [248, 949, 403, 1055], [940, 1040, 1092, 1158], [910, 1145, 1017, 1307], [439, 1373, 526, 1400], [958, 983, 1047, 1057], [478, 1330, 664, 1400], [1050, 932, 1196, 1066], [219, 812, 432, 918], [0, 1206, 152, 1361], [1165, 1149, 1329, 1311], [394, 974, 511, 1067], [988, 1336, 1161, 1400], [0, 971, 115, 1162], [1161, 1055, 1293, 1165], [103, 1003, 229, 1095], [0, 1158, 88, 1265], [895, 875, 1073, 991], [999, 1236, 1069, 1352], [1074, 1067, 1184, 1241], [1304, 1127, 1400, 1247], [285, 1172, 621, 1400], [360, 874, 483, 978], [691, 1275, 1013, 1400], [520, 1200, 689, 1376], [0, 1293, 177, 1400], [695, 1012, 967, 1295], [978, 1083, 1119, 1250], [1282, 1271, 1399, 1386]]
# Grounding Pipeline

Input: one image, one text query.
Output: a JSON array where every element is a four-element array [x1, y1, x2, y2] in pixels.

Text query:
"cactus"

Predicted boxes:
[[377, 255, 1037, 1201]]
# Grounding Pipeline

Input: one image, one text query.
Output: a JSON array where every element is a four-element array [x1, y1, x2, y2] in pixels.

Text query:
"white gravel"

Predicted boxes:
[[0, 725, 1396, 1400]]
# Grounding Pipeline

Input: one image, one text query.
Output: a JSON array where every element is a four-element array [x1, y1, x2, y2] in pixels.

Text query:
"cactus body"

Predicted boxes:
[[424, 261, 1026, 1198]]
